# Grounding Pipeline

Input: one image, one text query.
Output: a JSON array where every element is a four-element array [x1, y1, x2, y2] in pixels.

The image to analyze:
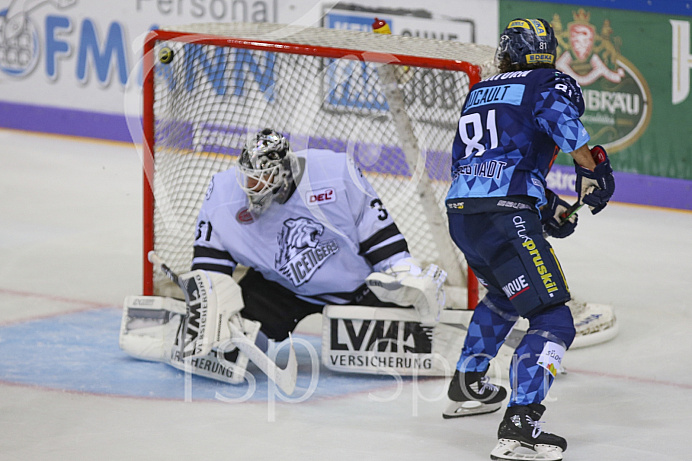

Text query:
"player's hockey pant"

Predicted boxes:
[[448, 208, 571, 317], [457, 293, 575, 406]]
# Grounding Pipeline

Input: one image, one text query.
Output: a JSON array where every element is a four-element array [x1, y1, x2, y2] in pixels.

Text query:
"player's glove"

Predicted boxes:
[[574, 145, 615, 215], [541, 189, 577, 239]]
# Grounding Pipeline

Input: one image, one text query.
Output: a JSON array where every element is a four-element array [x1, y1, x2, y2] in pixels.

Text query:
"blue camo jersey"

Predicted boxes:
[[446, 68, 589, 208]]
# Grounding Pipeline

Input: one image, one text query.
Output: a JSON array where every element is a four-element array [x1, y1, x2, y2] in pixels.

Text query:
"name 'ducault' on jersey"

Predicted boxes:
[[275, 217, 339, 286], [452, 160, 508, 181], [464, 84, 525, 110]]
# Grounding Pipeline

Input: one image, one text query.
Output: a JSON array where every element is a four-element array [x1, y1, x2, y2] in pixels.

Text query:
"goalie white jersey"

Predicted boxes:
[[191, 149, 410, 305]]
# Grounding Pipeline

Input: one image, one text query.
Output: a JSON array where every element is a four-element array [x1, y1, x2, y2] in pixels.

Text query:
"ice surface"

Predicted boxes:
[[1, 129, 691, 461]]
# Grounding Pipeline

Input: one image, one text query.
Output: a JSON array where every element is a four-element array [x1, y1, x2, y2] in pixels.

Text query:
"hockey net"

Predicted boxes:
[[141, 22, 499, 307]]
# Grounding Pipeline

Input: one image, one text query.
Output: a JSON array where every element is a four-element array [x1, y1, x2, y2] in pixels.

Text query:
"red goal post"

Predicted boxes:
[[141, 23, 497, 309]]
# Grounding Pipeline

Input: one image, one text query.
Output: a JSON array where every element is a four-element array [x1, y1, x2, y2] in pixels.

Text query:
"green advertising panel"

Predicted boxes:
[[500, 1, 692, 180]]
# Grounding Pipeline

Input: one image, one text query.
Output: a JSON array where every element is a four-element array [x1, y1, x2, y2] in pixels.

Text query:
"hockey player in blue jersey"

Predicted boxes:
[[443, 18, 615, 460]]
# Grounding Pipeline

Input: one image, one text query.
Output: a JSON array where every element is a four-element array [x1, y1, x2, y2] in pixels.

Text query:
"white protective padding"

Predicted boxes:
[[119, 296, 186, 362], [322, 304, 472, 376], [365, 259, 447, 324], [168, 317, 261, 385], [119, 295, 261, 385], [568, 299, 618, 349], [177, 270, 244, 358]]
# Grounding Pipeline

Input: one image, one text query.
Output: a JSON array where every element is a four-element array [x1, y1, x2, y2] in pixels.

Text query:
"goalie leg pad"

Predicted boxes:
[[322, 304, 468, 376], [120, 293, 261, 385], [119, 296, 185, 362], [178, 270, 244, 358], [169, 317, 261, 384], [568, 300, 618, 349]]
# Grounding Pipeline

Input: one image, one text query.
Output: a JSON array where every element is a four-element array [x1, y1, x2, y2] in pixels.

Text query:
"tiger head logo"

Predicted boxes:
[[275, 217, 324, 268], [275, 217, 339, 286]]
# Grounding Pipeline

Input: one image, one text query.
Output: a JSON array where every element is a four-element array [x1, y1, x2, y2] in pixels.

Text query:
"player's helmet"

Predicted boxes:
[[495, 18, 557, 71], [236, 128, 294, 214]]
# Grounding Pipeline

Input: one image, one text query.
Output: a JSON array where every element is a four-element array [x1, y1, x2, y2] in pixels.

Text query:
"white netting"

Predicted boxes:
[[146, 23, 496, 300]]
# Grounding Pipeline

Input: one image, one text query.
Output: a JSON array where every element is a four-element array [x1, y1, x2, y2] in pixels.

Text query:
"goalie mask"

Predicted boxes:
[[495, 18, 557, 71], [236, 128, 295, 214]]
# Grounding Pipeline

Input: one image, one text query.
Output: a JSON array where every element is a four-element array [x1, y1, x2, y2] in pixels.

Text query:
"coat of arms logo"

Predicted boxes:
[[551, 9, 651, 152]]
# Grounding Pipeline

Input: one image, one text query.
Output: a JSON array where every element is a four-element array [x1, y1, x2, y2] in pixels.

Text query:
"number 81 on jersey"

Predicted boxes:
[[458, 109, 499, 159]]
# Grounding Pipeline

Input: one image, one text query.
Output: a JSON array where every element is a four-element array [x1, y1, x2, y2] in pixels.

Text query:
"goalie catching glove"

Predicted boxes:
[[365, 258, 447, 324]]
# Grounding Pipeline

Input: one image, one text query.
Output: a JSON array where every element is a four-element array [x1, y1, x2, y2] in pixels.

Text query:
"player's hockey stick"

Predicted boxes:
[[560, 201, 583, 223], [559, 185, 598, 223], [147, 251, 298, 395]]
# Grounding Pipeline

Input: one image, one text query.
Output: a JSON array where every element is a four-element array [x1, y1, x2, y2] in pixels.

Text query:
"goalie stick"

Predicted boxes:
[[147, 251, 298, 395], [227, 323, 298, 395], [148, 252, 190, 361]]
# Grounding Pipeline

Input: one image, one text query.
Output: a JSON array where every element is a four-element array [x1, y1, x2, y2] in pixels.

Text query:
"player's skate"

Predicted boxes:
[[490, 404, 567, 461], [443, 368, 507, 418]]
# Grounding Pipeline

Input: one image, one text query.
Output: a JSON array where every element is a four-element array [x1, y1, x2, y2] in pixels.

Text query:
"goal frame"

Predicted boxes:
[[141, 25, 481, 308]]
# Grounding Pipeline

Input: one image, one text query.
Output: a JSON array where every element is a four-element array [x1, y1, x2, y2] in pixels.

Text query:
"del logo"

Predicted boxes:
[[552, 9, 651, 152], [306, 187, 336, 205]]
